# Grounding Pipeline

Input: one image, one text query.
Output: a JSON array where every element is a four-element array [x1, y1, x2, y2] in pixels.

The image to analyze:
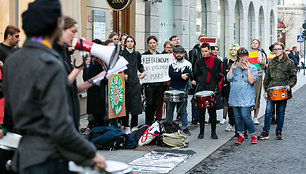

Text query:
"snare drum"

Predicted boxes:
[[195, 91, 215, 109], [164, 90, 186, 103], [267, 86, 288, 101]]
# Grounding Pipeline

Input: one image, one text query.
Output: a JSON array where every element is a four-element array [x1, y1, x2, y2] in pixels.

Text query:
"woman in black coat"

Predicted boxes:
[[121, 35, 146, 133], [192, 43, 223, 139]]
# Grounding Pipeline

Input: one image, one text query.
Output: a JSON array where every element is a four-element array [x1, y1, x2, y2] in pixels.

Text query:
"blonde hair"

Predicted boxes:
[[228, 44, 240, 60]]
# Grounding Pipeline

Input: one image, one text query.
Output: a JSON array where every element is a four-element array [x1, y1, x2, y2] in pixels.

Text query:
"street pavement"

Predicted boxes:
[[80, 71, 306, 174], [187, 78, 306, 174]]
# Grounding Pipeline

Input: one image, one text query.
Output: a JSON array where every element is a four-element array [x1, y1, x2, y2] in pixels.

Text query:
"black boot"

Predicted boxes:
[[211, 131, 218, 139], [198, 123, 204, 139]]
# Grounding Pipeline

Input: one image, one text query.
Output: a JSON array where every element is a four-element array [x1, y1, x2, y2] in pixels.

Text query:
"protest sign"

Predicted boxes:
[[268, 54, 276, 62], [248, 51, 260, 70], [140, 54, 175, 83], [108, 74, 126, 119]]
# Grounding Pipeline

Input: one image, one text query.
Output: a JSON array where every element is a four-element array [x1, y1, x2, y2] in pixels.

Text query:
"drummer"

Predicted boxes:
[[167, 46, 192, 136], [258, 42, 297, 140], [191, 43, 223, 139]]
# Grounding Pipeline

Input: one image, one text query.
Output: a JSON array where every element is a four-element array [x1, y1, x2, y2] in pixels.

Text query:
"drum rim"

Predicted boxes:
[[165, 90, 186, 94], [267, 86, 286, 90], [195, 90, 215, 97], [0, 145, 16, 151]]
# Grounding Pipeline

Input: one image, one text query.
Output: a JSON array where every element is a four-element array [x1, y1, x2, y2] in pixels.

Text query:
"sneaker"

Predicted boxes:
[[183, 129, 191, 136], [125, 127, 131, 134], [225, 124, 234, 132], [131, 127, 138, 132], [251, 135, 258, 144], [276, 131, 282, 140], [191, 119, 198, 125], [235, 136, 244, 144], [258, 131, 269, 140], [211, 132, 218, 139], [253, 118, 259, 125], [220, 118, 227, 125]]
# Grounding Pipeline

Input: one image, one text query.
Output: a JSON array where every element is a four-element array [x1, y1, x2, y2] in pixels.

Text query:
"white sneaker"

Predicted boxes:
[[131, 127, 137, 132], [125, 127, 131, 134], [225, 124, 234, 132], [220, 118, 227, 125], [253, 118, 259, 125]]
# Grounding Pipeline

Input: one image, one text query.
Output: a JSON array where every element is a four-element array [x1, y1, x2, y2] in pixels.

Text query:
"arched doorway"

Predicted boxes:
[[258, 6, 265, 46], [217, 0, 228, 58], [248, 2, 255, 49], [269, 10, 275, 45], [196, 0, 207, 36], [234, 0, 243, 45]]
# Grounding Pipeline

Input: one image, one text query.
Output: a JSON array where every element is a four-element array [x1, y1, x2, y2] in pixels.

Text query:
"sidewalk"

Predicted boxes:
[[83, 71, 306, 174]]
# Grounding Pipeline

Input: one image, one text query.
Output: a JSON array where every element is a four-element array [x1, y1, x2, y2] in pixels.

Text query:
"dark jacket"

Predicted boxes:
[[221, 57, 235, 98], [188, 44, 202, 80], [288, 51, 299, 66], [83, 60, 107, 115], [194, 56, 223, 92], [3, 41, 96, 171], [193, 56, 223, 109], [264, 56, 297, 99], [121, 49, 144, 115], [53, 43, 80, 130]]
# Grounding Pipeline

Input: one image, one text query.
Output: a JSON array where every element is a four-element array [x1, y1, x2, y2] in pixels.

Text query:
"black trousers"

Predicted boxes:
[[0, 149, 15, 174], [122, 106, 138, 128], [144, 85, 161, 125], [199, 107, 217, 132]]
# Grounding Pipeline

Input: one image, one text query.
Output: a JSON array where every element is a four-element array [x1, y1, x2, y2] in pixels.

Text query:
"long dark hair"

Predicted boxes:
[[124, 35, 136, 48]]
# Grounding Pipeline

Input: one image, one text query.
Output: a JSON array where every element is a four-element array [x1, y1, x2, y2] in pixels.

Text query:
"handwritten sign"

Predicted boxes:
[[140, 54, 175, 84], [108, 74, 126, 119]]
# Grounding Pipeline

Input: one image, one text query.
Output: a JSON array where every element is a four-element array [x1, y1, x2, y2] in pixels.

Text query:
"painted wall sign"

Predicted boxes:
[[105, 0, 133, 11]]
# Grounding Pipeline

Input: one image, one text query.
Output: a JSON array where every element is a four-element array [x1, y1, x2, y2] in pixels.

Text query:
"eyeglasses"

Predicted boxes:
[[273, 48, 283, 51], [237, 49, 248, 55]]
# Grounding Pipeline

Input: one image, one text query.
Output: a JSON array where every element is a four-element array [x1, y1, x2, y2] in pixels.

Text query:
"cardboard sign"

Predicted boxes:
[[200, 38, 217, 46], [140, 54, 175, 84], [107, 74, 126, 119], [248, 51, 260, 70], [268, 54, 276, 62]]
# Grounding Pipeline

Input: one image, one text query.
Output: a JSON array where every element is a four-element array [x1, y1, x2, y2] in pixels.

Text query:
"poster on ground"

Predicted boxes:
[[107, 74, 126, 119], [140, 54, 175, 84]]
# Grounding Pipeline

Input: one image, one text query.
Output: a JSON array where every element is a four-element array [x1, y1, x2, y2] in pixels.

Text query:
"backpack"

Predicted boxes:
[[160, 120, 180, 133], [94, 136, 126, 151], [162, 130, 189, 148]]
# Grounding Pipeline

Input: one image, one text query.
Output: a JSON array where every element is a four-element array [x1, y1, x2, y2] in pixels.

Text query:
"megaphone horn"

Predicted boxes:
[[72, 38, 120, 69]]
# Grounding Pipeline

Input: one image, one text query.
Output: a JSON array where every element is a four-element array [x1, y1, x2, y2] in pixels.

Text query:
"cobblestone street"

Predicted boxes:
[[188, 84, 306, 174]]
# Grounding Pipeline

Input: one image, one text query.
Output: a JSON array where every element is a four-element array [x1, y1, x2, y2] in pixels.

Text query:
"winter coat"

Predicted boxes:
[[83, 61, 107, 115], [121, 49, 144, 115], [264, 56, 297, 99]]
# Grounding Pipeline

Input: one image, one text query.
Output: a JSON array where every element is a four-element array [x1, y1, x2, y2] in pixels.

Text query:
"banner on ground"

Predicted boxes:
[[140, 54, 175, 84], [108, 74, 126, 119]]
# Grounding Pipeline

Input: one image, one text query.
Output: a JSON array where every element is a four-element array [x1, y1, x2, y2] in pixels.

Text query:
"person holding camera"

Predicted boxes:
[[227, 48, 258, 144]]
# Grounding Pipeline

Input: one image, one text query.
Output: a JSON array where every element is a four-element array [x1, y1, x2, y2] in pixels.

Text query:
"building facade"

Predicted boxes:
[[278, 0, 306, 54]]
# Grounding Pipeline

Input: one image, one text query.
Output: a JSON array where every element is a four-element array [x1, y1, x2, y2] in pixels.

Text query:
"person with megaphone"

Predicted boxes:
[[53, 16, 107, 131]]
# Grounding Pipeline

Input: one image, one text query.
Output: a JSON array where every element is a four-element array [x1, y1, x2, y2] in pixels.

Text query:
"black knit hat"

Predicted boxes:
[[22, 0, 62, 37], [173, 46, 186, 53]]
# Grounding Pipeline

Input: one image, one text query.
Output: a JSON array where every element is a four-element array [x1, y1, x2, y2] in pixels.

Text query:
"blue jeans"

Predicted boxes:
[[167, 88, 188, 129], [233, 107, 256, 135], [263, 99, 287, 133], [191, 86, 199, 120]]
